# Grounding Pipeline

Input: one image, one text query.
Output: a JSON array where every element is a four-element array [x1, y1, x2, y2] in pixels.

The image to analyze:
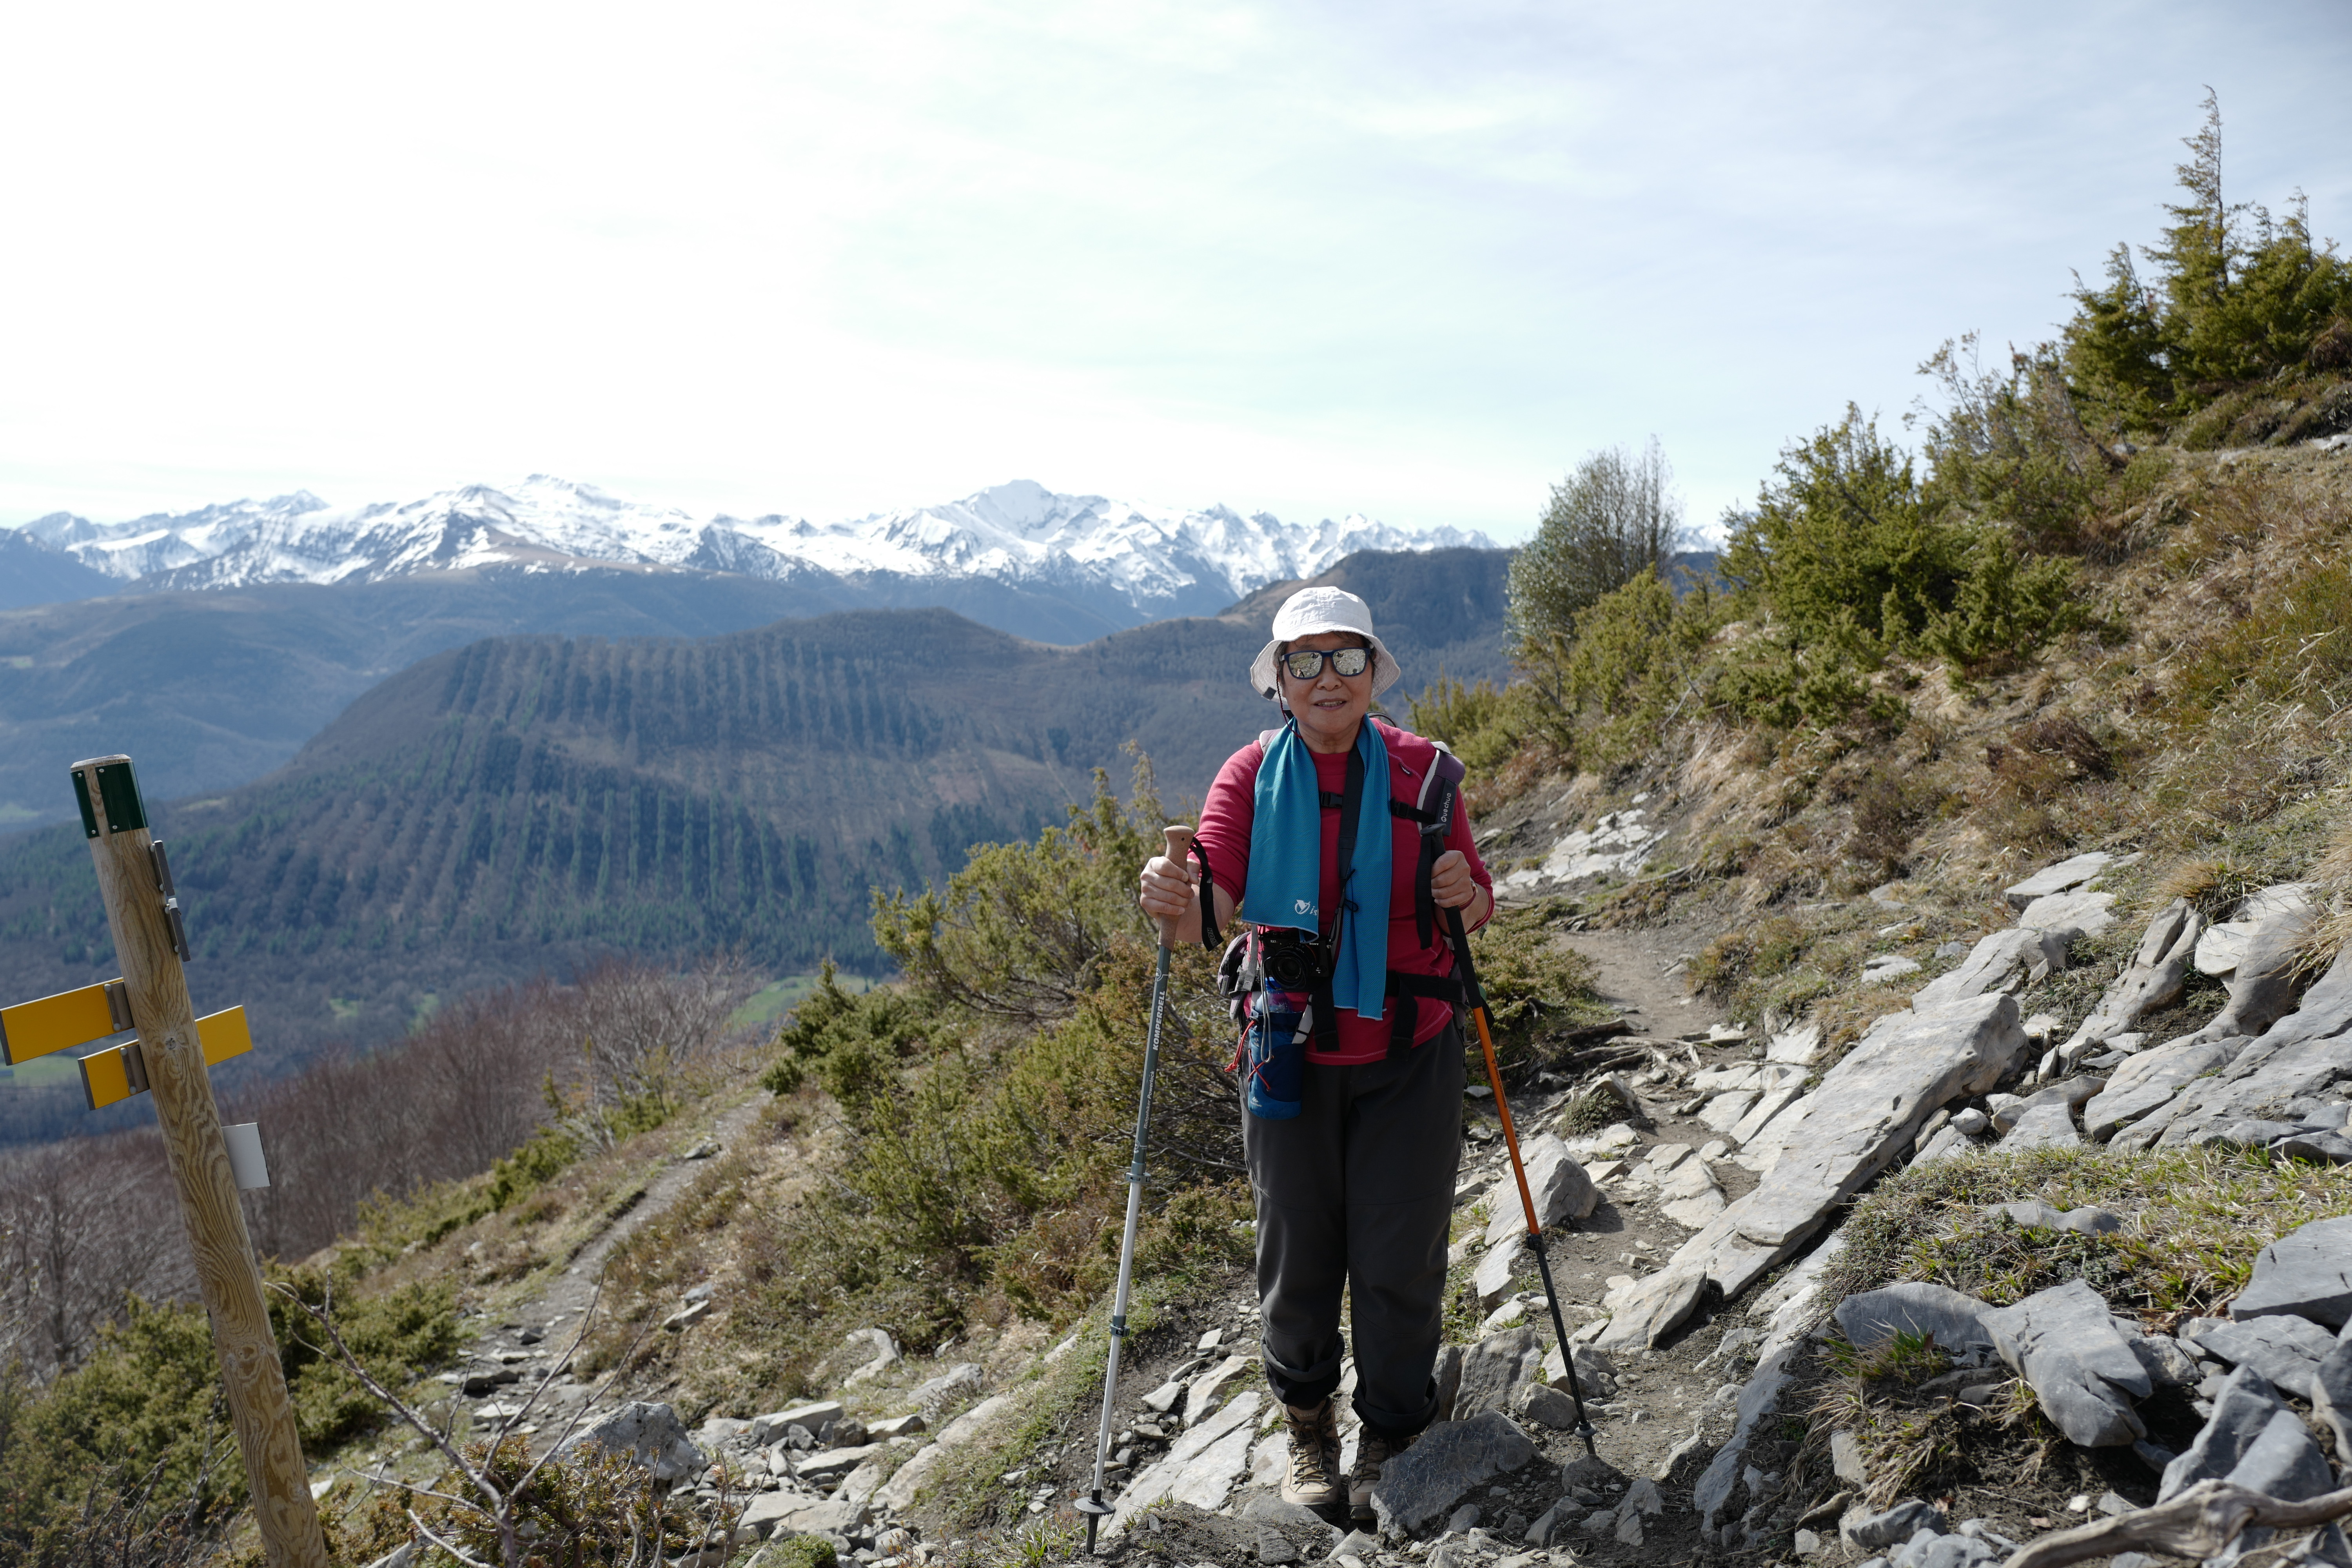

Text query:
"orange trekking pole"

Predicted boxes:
[[1448, 904, 1598, 1457]]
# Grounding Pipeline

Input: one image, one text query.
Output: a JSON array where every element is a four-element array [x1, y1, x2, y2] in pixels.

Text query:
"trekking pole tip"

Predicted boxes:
[[1076, 1491, 1112, 1554]]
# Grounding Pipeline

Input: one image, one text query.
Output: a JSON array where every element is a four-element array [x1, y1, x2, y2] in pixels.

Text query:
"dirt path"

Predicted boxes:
[[443, 1094, 773, 1441], [1555, 923, 1722, 1038]]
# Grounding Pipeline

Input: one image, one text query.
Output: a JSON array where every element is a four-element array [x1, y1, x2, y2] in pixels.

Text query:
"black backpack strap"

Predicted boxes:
[[1190, 838, 1221, 951], [1411, 747, 1470, 951], [1382, 969, 1466, 1056]]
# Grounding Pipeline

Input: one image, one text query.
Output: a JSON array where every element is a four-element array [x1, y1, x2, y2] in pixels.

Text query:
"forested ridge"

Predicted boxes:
[[0, 554, 1507, 1133]]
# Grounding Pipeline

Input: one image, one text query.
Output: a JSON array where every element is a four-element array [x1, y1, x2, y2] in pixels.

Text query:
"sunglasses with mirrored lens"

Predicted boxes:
[[1280, 646, 1372, 681]]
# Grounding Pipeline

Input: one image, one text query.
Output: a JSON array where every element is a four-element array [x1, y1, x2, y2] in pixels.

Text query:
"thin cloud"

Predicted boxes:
[[0, 0, 2344, 541]]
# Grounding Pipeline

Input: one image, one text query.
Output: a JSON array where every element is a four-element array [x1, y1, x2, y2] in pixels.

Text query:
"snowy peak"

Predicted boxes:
[[10, 477, 1493, 625]]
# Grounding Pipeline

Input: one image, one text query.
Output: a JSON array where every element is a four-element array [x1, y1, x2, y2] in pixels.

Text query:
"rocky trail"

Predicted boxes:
[[385, 846, 2352, 1568]]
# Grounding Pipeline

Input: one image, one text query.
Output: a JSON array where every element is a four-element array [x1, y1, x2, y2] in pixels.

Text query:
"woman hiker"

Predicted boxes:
[[1136, 585, 1493, 1520]]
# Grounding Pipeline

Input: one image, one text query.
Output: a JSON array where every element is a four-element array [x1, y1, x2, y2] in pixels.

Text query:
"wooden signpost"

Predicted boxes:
[[0, 755, 327, 1568]]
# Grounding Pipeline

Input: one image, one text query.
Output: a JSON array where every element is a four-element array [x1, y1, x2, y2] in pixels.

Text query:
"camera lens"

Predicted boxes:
[[1261, 935, 1322, 990]]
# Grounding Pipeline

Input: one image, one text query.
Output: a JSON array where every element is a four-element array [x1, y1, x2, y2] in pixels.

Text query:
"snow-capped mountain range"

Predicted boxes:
[[14, 476, 1492, 626]]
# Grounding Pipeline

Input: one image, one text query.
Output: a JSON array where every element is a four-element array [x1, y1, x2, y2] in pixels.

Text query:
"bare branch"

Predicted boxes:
[[269, 1278, 506, 1522], [2002, 1480, 2352, 1568], [408, 1506, 499, 1568]]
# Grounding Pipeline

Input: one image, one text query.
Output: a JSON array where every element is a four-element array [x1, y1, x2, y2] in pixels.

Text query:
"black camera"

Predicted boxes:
[[1258, 929, 1334, 991]]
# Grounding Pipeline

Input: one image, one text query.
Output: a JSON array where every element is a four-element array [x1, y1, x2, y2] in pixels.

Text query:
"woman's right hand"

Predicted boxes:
[[1138, 853, 1201, 943]]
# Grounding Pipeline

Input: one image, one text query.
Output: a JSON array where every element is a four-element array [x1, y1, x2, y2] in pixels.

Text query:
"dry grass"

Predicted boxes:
[[1802, 1347, 2043, 1510], [2301, 799, 2352, 970]]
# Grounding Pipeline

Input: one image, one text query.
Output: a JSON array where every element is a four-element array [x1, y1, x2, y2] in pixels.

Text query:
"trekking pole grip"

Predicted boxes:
[[1159, 825, 1195, 950]]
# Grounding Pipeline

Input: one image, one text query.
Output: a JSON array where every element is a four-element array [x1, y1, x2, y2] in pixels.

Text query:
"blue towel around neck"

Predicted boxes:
[[1241, 718, 1393, 1020]]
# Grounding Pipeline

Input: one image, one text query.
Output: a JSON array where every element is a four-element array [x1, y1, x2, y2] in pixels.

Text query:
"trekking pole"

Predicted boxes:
[[1076, 824, 1195, 1553], [1448, 904, 1599, 1458]]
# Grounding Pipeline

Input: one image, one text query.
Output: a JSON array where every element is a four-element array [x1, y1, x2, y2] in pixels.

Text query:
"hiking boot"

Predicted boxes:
[[1280, 1400, 1341, 1507], [1349, 1425, 1416, 1522]]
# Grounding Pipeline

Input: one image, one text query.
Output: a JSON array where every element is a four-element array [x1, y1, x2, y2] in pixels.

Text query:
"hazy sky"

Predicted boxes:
[[2, 2, 2346, 543]]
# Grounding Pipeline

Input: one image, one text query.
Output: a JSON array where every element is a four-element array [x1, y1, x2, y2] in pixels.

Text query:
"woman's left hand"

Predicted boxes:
[[1431, 849, 1479, 909]]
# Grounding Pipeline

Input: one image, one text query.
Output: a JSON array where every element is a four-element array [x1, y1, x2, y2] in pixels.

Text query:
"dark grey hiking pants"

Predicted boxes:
[[1242, 1020, 1463, 1440]]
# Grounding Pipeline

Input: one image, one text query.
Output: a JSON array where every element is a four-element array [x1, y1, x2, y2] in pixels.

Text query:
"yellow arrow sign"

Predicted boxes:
[[1, 979, 134, 1065], [80, 1007, 255, 1111]]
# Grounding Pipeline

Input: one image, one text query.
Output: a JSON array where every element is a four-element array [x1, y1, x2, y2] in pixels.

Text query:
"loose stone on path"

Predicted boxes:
[[1984, 1279, 2152, 1448], [1368, 1413, 1537, 1535]]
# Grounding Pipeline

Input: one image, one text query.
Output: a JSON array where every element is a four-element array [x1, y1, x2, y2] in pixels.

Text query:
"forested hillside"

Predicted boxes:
[[0, 560, 1128, 829], [0, 548, 1509, 1140]]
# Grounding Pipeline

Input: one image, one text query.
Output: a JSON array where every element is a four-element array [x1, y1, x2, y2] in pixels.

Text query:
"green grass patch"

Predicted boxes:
[[732, 970, 875, 1031], [1822, 1145, 2352, 1323], [0, 1051, 89, 1090]]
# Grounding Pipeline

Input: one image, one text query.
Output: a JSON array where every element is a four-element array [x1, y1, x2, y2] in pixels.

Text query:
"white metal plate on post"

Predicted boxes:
[[223, 1122, 270, 1190]]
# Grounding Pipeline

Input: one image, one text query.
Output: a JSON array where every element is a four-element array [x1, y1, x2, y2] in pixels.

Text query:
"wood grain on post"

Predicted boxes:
[[70, 755, 327, 1568]]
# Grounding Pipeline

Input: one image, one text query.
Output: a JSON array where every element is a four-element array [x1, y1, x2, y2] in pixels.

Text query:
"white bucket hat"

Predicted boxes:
[[1249, 586, 1403, 702]]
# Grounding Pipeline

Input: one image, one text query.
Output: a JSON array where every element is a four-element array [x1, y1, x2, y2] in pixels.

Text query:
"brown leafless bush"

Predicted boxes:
[[0, 1136, 188, 1379], [562, 954, 754, 1148], [0, 955, 754, 1381]]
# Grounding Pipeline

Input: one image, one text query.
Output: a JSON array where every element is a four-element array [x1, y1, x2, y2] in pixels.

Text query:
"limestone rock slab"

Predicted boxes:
[[1659, 995, 2027, 1317], [1693, 1343, 1800, 1529], [2181, 1313, 2339, 1401], [2161, 1363, 2286, 1499], [1594, 1266, 1707, 1352], [795, 1442, 880, 1480], [2082, 1037, 2230, 1142], [741, 1492, 867, 1539], [1166, 1421, 1258, 1512], [2232, 1214, 2352, 1329], [2313, 1338, 2352, 1461], [1368, 1412, 1536, 1535], [1474, 1238, 1523, 1309], [2197, 885, 2318, 976], [569, 1401, 706, 1482], [753, 1400, 847, 1445], [1452, 1329, 1544, 1420], [1728, 1083, 1806, 1149], [1833, 1283, 1997, 1358], [1983, 1279, 2153, 1447], [2154, 951, 2352, 1150], [1845, 1498, 1942, 1549], [2018, 889, 2117, 944], [1662, 1189, 1730, 1229], [1699, 1091, 1758, 1134], [2190, 887, 2323, 1045], [2002, 1101, 2081, 1149], [1537, 1340, 1619, 1400], [1109, 1391, 1262, 1532], [2004, 853, 2113, 910], [1912, 929, 2069, 1012], [1182, 1355, 1254, 1424], [1911, 1124, 1975, 1163], [2160, 1364, 2334, 1534], [874, 1391, 1014, 1512], [1479, 1134, 1597, 1247], [2059, 899, 2203, 1059]]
